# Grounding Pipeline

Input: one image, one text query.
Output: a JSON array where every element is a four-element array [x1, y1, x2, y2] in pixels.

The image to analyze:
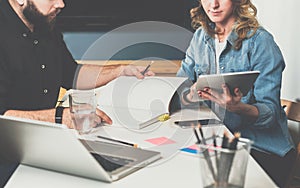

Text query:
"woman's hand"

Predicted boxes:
[[198, 84, 243, 112], [181, 83, 201, 105]]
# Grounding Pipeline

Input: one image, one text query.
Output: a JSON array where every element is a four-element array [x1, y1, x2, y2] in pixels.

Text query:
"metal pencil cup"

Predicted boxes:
[[198, 136, 253, 188]]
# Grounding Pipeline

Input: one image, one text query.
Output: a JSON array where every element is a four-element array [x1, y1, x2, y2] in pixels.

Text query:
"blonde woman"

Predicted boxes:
[[177, 0, 295, 186]]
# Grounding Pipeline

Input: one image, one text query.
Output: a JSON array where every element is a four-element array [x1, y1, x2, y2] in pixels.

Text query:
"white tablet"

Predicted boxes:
[[195, 71, 260, 96]]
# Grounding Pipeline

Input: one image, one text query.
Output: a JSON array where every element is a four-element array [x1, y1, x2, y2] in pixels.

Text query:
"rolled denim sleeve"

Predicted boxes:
[[249, 30, 285, 128], [252, 103, 274, 128]]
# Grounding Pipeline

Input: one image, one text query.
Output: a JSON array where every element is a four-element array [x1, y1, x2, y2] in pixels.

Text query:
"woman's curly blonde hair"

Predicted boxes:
[[191, 0, 259, 50]]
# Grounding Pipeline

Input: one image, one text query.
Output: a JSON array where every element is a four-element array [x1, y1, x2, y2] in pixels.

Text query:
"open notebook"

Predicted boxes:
[[95, 76, 187, 129]]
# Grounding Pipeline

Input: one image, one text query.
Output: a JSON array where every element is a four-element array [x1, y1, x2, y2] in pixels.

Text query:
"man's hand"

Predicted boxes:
[[63, 108, 112, 129], [120, 65, 155, 79]]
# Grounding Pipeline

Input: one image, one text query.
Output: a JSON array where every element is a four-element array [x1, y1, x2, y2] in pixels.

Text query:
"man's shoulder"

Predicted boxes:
[[0, 1, 7, 22], [0, 9, 5, 23], [0, 8, 9, 31], [0, 14, 8, 37], [0, 14, 6, 40]]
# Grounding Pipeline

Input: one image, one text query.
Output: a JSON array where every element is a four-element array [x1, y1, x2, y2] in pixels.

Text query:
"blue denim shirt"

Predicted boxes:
[[177, 27, 294, 157]]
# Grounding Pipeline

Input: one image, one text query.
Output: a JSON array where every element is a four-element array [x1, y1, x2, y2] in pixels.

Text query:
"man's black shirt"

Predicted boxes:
[[0, 0, 78, 114]]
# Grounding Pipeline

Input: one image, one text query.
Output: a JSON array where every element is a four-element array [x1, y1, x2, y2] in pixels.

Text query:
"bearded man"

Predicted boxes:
[[0, 0, 154, 185]]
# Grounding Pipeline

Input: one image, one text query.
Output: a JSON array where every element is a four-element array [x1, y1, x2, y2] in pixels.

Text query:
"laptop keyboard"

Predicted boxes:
[[91, 153, 134, 172]]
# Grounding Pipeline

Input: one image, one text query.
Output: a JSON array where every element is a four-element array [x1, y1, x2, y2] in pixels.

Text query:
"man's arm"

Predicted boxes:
[[76, 64, 155, 89], [4, 107, 112, 128], [4, 108, 71, 127], [3, 64, 153, 127]]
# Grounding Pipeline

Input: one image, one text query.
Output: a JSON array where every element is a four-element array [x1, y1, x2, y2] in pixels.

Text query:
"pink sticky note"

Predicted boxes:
[[189, 143, 221, 153], [187, 144, 199, 150], [145, 137, 176, 146]]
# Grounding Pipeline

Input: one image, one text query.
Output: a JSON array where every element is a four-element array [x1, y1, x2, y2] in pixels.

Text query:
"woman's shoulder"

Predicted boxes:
[[252, 26, 274, 41], [193, 27, 210, 40]]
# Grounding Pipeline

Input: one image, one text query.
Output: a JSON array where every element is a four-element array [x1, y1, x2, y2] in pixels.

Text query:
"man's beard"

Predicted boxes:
[[23, 0, 58, 33]]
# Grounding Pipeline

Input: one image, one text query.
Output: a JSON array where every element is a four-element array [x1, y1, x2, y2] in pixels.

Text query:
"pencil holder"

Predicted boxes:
[[197, 136, 253, 188]]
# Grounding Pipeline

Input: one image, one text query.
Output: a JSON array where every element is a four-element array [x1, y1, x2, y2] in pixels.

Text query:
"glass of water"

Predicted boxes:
[[69, 90, 97, 134]]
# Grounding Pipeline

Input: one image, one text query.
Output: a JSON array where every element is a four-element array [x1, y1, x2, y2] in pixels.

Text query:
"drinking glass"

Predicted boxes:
[[69, 90, 97, 134]]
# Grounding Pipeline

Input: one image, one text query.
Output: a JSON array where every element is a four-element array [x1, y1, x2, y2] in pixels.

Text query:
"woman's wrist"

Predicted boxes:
[[226, 102, 259, 118], [182, 89, 193, 104], [182, 89, 203, 106]]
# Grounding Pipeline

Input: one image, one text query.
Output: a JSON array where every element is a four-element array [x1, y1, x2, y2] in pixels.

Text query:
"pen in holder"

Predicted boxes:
[[217, 132, 240, 187], [197, 135, 253, 188]]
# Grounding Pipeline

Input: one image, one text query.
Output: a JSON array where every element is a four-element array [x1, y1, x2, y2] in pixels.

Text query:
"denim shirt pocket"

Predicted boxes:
[[194, 63, 209, 77], [225, 52, 251, 73]]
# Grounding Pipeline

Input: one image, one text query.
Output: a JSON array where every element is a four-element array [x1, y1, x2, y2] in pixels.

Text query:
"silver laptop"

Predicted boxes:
[[0, 115, 161, 182]]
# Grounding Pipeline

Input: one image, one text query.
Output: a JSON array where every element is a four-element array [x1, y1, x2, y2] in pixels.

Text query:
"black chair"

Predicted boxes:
[[281, 99, 300, 188]]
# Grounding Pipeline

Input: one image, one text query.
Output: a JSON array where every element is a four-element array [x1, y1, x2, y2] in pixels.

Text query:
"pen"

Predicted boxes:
[[221, 131, 230, 148], [218, 131, 240, 186], [97, 135, 138, 148], [229, 132, 240, 150], [141, 61, 154, 75], [198, 125, 205, 143], [193, 125, 201, 144], [197, 125, 217, 181], [139, 113, 170, 129], [213, 132, 219, 170]]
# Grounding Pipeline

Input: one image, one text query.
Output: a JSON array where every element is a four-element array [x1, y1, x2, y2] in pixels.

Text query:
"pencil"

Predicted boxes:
[[193, 126, 201, 144], [218, 131, 240, 186], [198, 125, 205, 142], [213, 132, 219, 180], [198, 125, 217, 181], [218, 131, 230, 185], [221, 131, 230, 148], [141, 61, 153, 75], [229, 132, 240, 150], [97, 135, 138, 148]]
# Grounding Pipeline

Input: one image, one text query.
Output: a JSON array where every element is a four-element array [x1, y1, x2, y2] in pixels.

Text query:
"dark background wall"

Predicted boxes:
[[57, 0, 197, 60]]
